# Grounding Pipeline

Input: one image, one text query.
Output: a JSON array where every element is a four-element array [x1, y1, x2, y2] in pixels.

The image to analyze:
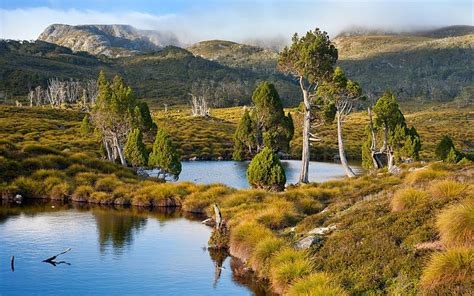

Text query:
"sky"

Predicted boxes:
[[0, 0, 473, 44]]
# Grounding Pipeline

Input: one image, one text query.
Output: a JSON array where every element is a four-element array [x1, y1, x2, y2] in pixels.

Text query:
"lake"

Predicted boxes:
[[0, 203, 269, 296], [149, 160, 361, 188]]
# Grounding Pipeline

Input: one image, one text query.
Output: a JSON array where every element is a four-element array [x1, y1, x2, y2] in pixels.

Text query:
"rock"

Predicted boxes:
[[136, 167, 150, 177], [294, 235, 321, 250], [388, 165, 402, 175], [201, 218, 216, 227], [13, 194, 23, 203], [217, 156, 224, 161], [189, 156, 198, 161], [408, 166, 427, 172], [308, 224, 336, 235]]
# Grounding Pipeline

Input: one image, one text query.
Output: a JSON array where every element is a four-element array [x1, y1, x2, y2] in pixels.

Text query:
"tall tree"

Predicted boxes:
[[364, 91, 421, 170], [278, 29, 338, 183], [233, 109, 257, 160], [318, 67, 362, 178], [124, 128, 148, 167], [233, 82, 294, 160], [148, 128, 182, 180]]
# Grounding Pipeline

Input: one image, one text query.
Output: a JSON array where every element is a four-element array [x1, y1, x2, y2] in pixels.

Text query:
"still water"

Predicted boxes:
[[151, 160, 361, 188], [0, 203, 269, 296]]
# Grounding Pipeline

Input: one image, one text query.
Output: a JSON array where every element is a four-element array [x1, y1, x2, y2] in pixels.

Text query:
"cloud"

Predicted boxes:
[[0, 1, 472, 45]]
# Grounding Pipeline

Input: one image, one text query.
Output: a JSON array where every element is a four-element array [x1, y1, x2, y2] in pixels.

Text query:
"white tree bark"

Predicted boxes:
[[299, 77, 311, 184], [336, 111, 356, 178], [112, 133, 127, 166]]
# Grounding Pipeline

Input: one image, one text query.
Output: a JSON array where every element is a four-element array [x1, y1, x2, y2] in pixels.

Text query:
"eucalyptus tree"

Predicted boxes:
[[318, 67, 362, 177], [278, 29, 338, 183]]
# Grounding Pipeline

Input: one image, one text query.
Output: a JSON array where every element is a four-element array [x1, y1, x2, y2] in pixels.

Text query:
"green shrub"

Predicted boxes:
[[457, 157, 472, 165], [420, 248, 473, 295], [287, 273, 348, 296], [391, 188, 427, 212], [436, 200, 474, 248], [247, 147, 286, 191], [435, 135, 455, 161], [269, 248, 314, 294]]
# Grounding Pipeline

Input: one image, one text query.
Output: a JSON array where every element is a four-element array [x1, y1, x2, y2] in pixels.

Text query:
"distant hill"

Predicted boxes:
[[38, 24, 180, 57], [0, 40, 299, 106], [187, 40, 278, 73]]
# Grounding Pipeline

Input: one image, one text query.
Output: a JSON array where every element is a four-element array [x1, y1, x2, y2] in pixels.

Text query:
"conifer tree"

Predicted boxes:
[[247, 147, 286, 191], [148, 128, 182, 180], [435, 135, 456, 161], [233, 109, 256, 160], [80, 114, 92, 135], [124, 128, 148, 167]]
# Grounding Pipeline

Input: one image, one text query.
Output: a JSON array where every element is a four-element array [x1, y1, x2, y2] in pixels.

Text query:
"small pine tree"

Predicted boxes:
[[148, 128, 182, 180], [233, 109, 256, 160], [445, 147, 458, 164], [80, 114, 92, 135], [124, 128, 148, 167], [435, 136, 455, 161], [247, 147, 286, 191]]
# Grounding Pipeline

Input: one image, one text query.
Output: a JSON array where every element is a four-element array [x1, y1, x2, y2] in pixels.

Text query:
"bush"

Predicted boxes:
[[13, 176, 43, 198], [391, 188, 427, 212], [420, 248, 473, 295], [436, 200, 474, 248], [249, 236, 286, 277], [269, 248, 314, 294], [287, 273, 348, 296], [247, 147, 286, 191], [71, 185, 93, 202], [435, 135, 455, 161], [430, 180, 468, 200]]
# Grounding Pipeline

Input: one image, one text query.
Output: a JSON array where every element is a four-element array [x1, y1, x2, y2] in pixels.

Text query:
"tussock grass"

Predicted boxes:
[[420, 248, 474, 295], [430, 180, 468, 200], [131, 182, 198, 207], [182, 184, 234, 213], [405, 168, 447, 184], [95, 175, 123, 192], [287, 273, 348, 296], [391, 188, 428, 212], [229, 221, 273, 262], [89, 191, 114, 204], [436, 200, 474, 248], [249, 236, 286, 277], [71, 185, 93, 202], [269, 248, 314, 294], [256, 198, 300, 230], [13, 176, 43, 198]]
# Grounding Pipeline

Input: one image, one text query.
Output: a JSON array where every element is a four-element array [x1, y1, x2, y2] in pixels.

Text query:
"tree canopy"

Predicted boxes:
[[124, 128, 148, 167], [148, 127, 182, 180]]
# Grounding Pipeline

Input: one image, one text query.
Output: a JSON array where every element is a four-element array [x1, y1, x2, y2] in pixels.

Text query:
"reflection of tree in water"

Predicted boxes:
[[208, 248, 228, 288], [230, 257, 271, 296], [93, 208, 147, 254]]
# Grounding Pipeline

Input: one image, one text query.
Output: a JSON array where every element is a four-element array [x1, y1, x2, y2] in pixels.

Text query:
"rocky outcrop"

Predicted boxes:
[[38, 24, 180, 57]]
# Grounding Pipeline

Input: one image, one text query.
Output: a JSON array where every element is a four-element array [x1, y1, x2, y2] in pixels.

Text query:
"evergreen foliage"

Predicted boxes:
[[80, 114, 92, 135], [233, 109, 257, 160], [435, 135, 456, 161], [124, 128, 148, 167], [148, 128, 182, 180], [247, 147, 286, 191]]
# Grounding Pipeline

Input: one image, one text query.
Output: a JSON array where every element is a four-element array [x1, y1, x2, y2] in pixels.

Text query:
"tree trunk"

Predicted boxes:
[[380, 125, 388, 153], [387, 149, 395, 171], [299, 86, 310, 184], [104, 138, 113, 161], [368, 107, 382, 169], [112, 133, 127, 166], [337, 111, 356, 178]]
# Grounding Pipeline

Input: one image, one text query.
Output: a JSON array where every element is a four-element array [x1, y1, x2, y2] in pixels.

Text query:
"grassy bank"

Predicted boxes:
[[153, 105, 474, 161], [1, 105, 473, 295]]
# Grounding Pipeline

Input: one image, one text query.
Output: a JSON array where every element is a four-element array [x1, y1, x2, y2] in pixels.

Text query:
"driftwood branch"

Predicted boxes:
[[213, 203, 222, 230], [43, 248, 72, 263], [11, 256, 14, 272]]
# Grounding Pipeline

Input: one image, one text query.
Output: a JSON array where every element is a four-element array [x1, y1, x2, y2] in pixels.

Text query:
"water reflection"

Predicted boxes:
[[92, 209, 147, 254]]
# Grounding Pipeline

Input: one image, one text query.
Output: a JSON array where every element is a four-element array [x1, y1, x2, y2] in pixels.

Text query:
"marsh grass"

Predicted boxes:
[[420, 248, 474, 295], [436, 200, 474, 248]]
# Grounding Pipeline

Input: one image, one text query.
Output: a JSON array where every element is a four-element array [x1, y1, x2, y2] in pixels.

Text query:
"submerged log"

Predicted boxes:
[[43, 248, 72, 266]]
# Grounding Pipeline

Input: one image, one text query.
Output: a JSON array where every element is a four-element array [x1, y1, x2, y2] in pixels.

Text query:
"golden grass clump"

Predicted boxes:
[[269, 248, 314, 294], [420, 248, 474, 295], [95, 175, 123, 192], [131, 182, 198, 207], [182, 184, 234, 214], [89, 191, 114, 204], [71, 185, 93, 202], [229, 221, 273, 262], [391, 188, 428, 212], [430, 180, 468, 200], [249, 236, 286, 277], [256, 199, 299, 230], [12, 176, 43, 198], [436, 200, 474, 248], [405, 168, 447, 185], [287, 273, 348, 296]]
